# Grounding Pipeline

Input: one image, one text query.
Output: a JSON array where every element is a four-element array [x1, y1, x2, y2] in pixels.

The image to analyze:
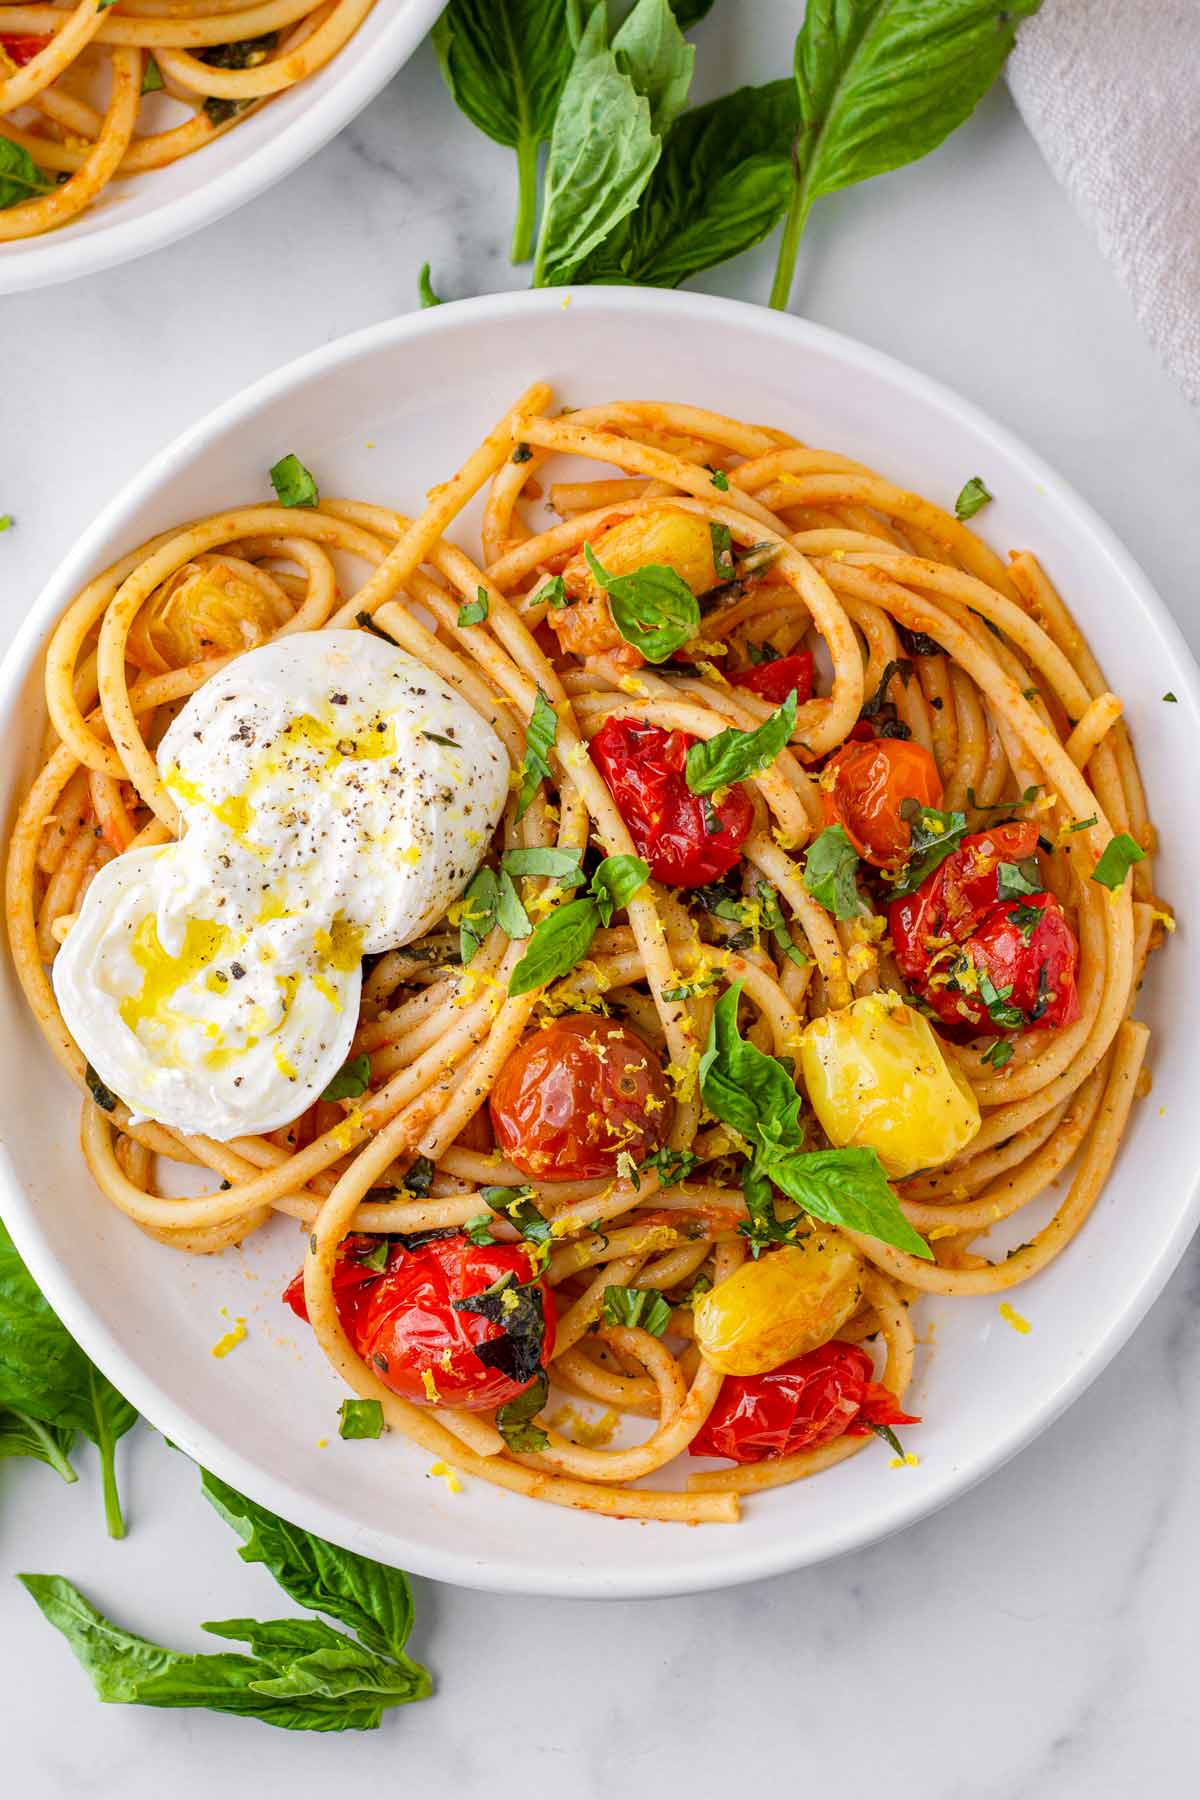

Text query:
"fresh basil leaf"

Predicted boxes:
[[0, 1220, 136, 1536], [803, 823, 863, 919], [199, 1468, 424, 1672], [451, 1273, 547, 1384], [338, 1399, 384, 1441], [401, 1156, 435, 1199], [538, 573, 570, 608], [760, 1144, 932, 1260], [954, 475, 993, 520], [417, 262, 442, 307], [685, 691, 796, 796], [433, 0, 580, 263], [322, 1054, 371, 1103], [19, 1575, 428, 1732], [508, 895, 600, 995], [613, 0, 694, 137], [584, 542, 700, 662], [739, 1160, 798, 1254], [1091, 832, 1146, 890], [465, 1212, 497, 1246], [996, 860, 1039, 902], [532, 4, 662, 286], [577, 80, 797, 287], [500, 846, 585, 883], [602, 1285, 672, 1336], [860, 657, 914, 718], [889, 805, 971, 897], [495, 1369, 550, 1452], [480, 1185, 552, 1246], [699, 983, 805, 1149], [457, 587, 489, 627], [459, 865, 498, 964], [981, 1037, 1014, 1069], [269, 454, 319, 509], [0, 1408, 77, 1483], [85, 1063, 118, 1112], [515, 687, 558, 823], [0, 137, 52, 209], [494, 869, 533, 940], [773, 1, 1041, 306], [974, 968, 1024, 1029], [589, 852, 650, 922]]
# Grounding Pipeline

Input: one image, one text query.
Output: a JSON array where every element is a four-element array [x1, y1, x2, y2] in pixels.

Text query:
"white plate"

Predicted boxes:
[[2, 289, 1198, 1598], [0, 2, 443, 294]]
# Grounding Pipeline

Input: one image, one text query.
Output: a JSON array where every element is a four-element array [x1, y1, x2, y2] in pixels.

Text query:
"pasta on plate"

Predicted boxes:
[[4, 384, 1170, 1526]]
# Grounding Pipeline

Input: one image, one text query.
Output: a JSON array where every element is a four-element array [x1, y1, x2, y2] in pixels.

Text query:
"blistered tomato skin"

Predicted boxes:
[[692, 1236, 864, 1376], [489, 1015, 673, 1181], [730, 653, 814, 706], [283, 1233, 554, 1411], [799, 990, 981, 1179], [821, 738, 944, 866], [689, 1341, 920, 1463], [590, 715, 753, 887]]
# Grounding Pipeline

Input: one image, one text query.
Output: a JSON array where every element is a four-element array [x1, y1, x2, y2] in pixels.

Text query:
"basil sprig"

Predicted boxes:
[[684, 691, 797, 795], [583, 542, 700, 663], [0, 1220, 137, 1536], [322, 1053, 371, 1102], [699, 987, 932, 1260], [21, 1467, 430, 1732], [802, 823, 863, 919], [509, 853, 649, 995]]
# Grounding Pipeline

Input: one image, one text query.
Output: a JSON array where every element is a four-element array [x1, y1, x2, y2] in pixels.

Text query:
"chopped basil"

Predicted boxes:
[[1008, 900, 1046, 943], [965, 785, 1039, 814], [1091, 832, 1146, 890], [584, 542, 700, 663], [1066, 815, 1099, 834], [322, 1054, 371, 1102], [479, 1184, 552, 1247], [684, 691, 797, 795], [514, 687, 558, 823], [508, 854, 649, 994], [338, 1398, 384, 1440], [269, 453, 318, 509], [710, 468, 730, 491], [501, 846, 584, 883], [980, 1038, 1015, 1069], [860, 657, 913, 719], [458, 865, 498, 964], [709, 522, 735, 583], [602, 1285, 672, 1336], [700, 985, 931, 1259], [356, 1239, 391, 1272], [757, 880, 808, 966], [640, 1145, 702, 1188], [888, 805, 971, 897], [538, 574, 570, 609], [954, 476, 992, 520], [975, 969, 1024, 1029], [0, 138, 51, 209], [422, 730, 458, 747], [511, 443, 533, 463], [84, 1064, 118, 1113], [896, 623, 941, 658], [996, 859, 1040, 902], [1163, 691, 1177, 703], [402, 1156, 435, 1199], [457, 587, 489, 627], [1028, 960, 1054, 1022], [417, 262, 442, 308], [802, 823, 863, 919], [495, 1370, 549, 1453], [451, 1272, 547, 1384], [141, 55, 165, 95], [465, 1213, 496, 1246]]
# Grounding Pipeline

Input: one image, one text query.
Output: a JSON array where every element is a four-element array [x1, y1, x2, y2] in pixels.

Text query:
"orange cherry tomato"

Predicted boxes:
[[489, 1016, 672, 1180], [822, 738, 943, 866]]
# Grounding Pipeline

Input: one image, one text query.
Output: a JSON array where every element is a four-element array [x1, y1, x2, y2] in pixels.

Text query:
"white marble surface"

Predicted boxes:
[[3, 11, 1200, 1794]]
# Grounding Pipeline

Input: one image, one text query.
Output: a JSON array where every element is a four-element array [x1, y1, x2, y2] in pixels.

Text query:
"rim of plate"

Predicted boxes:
[[3, 288, 1199, 1598], [0, 1, 444, 295]]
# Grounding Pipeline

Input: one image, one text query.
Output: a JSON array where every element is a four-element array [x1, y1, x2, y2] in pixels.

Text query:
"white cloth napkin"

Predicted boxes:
[[1008, 0, 1200, 405]]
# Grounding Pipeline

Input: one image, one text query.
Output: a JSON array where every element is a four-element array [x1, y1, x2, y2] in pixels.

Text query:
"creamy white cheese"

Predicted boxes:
[[53, 632, 509, 1139]]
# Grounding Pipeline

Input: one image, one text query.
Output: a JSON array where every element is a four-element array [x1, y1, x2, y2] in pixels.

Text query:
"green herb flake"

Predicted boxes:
[[141, 55, 165, 95], [457, 587, 489, 627], [709, 521, 735, 583], [1091, 832, 1146, 890], [954, 477, 992, 520], [1163, 691, 1177, 703], [710, 468, 730, 491], [84, 1064, 118, 1113], [322, 1054, 371, 1102], [338, 1398, 385, 1441], [417, 262, 442, 308], [269, 453, 319, 509], [602, 1285, 673, 1337], [514, 687, 558, 822], [495, 1370, 549, 1453]]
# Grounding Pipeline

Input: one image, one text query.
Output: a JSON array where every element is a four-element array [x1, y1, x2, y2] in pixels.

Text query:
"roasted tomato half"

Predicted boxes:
[[821, 737, 943, 866], [0, 34, 50, 66], [490, 1015, 672, 1180], [591, 714, 753, 886], [689, 1341, 919, 1464], [890, 824, 1081, 1036], [284, 1232, 554, 1411], [730, 652, 814, 706]]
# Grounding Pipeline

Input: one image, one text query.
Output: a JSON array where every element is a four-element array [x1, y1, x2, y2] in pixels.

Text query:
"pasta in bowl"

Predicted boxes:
[[5, 372, 1172, 1531]]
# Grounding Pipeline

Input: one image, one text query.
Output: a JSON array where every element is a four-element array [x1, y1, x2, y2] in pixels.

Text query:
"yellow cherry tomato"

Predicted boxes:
[[692, 1235, 863, 1376], [798, 990, 980, 1180]]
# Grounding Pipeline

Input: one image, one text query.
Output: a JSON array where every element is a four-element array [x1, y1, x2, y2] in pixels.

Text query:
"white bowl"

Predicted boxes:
[[0, 2, 444, 294], [2, 289, 1198, 1598]]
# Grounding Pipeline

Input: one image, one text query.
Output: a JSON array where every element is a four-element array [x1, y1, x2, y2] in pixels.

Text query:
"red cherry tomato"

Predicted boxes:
[[490, 1015, 672, 1180], [1, 34, 50, 66], [822, 737, 944, 866], [283, 1232, 555, 1411], [730, 652, 814, 706], [590, 715, 753, 886], [690, 1341, 919, 1464], [890, 824, 1080, 1037]]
